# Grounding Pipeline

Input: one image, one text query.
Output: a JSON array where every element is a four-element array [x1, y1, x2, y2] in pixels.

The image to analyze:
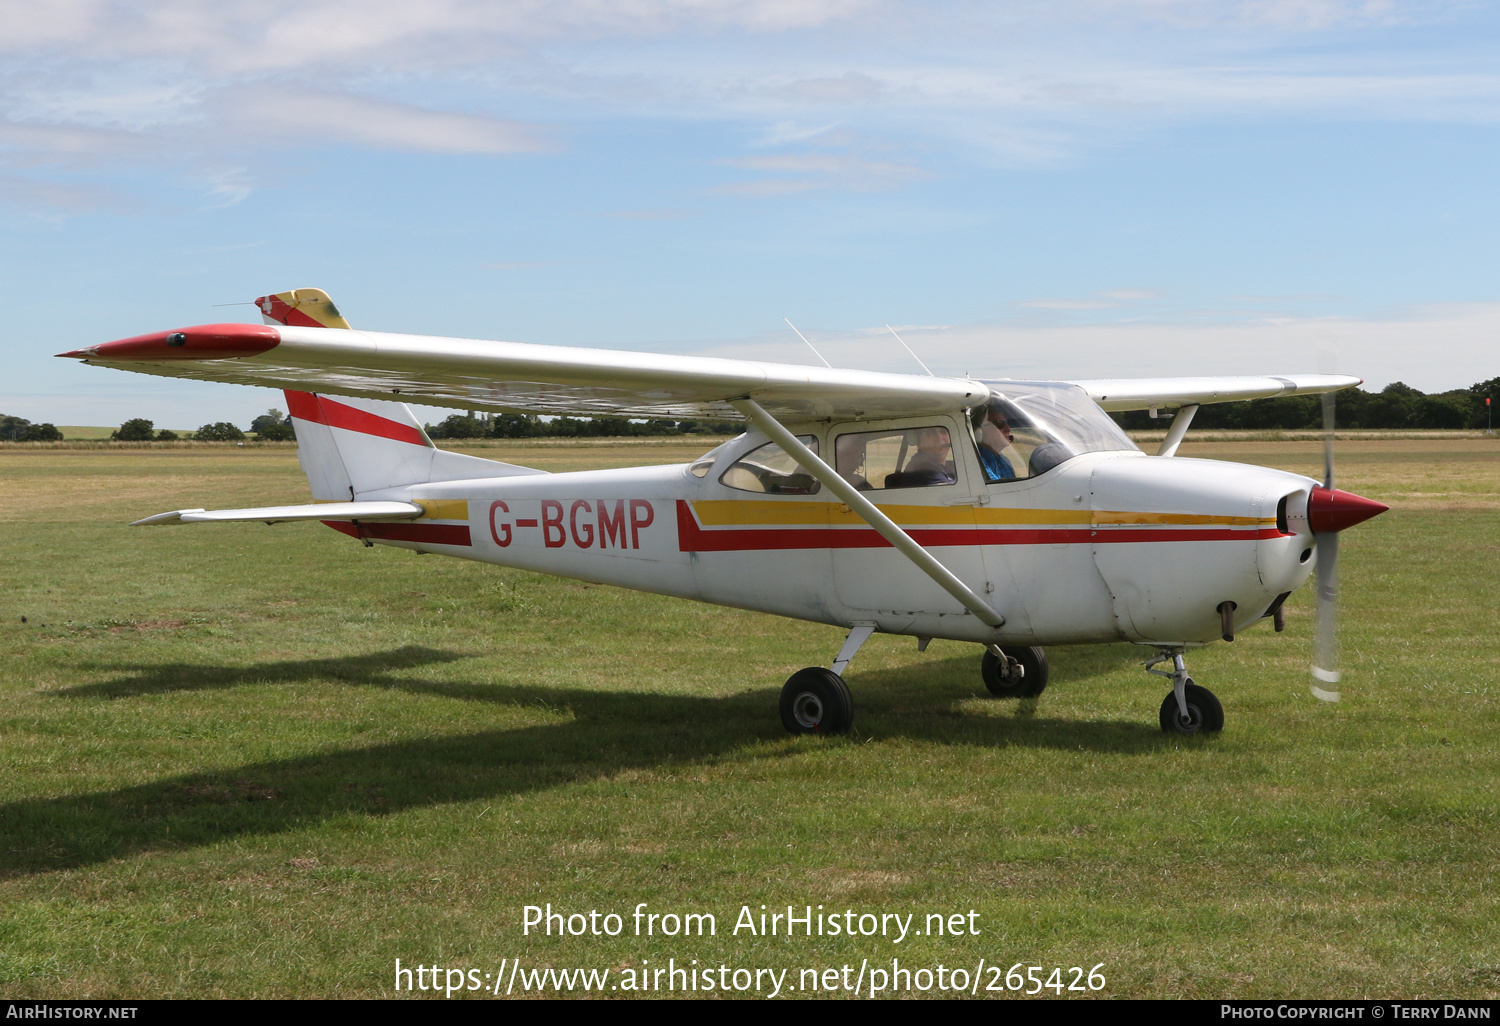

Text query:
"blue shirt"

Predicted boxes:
[[979, 446, 1015, 482]]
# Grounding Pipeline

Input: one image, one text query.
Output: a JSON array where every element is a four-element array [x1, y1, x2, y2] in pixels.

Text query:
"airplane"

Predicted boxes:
[[59, 288, 1388, 737]]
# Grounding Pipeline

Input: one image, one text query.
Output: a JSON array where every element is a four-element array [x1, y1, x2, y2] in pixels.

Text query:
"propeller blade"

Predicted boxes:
[[1312, 530, 1340, 702], [1312, 381, 1340, 701]]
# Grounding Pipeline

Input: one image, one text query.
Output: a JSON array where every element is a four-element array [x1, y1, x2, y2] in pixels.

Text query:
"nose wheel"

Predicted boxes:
[[1145, 649, 1224, 735], [1157, 682, 1224, 734]]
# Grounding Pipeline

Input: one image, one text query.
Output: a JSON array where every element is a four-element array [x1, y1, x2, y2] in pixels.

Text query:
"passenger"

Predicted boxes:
[[900, 427, 956, 486], [977, 405, 1016, 482], [835, 434, 873, 490]]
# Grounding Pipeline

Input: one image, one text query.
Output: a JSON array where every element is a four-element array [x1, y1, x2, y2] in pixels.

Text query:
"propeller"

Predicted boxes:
[[1306, 385, 1389, 703], [1312, 388, 1341, 702]]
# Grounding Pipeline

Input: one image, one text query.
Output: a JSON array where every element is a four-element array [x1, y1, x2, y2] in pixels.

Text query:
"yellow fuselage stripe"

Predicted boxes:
[[688, 499, 1271, 528]]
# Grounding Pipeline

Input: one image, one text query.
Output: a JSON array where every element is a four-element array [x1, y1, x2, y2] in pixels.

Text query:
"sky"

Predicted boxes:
[[2, 0, 1497, 428]]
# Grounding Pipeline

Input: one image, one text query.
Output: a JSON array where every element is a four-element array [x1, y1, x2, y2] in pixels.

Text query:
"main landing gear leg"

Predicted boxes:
[[780, 623, 873, 736], [1144, 648, 1224, 735]]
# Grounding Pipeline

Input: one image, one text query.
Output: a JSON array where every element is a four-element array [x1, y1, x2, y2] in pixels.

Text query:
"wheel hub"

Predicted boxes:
[[1172, 705, 1203, 733], [791, 691, 824, 730]]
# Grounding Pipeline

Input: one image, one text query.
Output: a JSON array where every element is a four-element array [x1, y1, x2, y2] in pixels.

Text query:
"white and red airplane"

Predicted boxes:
[[60, 288, 1387, 736]]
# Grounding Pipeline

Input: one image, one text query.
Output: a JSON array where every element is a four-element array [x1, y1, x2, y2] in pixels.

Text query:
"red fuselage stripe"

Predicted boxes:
[[674, 501, 1280, 551], [323, 520, 471, 546]]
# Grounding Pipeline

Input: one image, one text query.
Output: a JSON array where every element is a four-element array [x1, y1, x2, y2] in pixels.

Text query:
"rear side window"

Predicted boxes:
[[833, 427, 956, 490], [719, 437, 821, 495]]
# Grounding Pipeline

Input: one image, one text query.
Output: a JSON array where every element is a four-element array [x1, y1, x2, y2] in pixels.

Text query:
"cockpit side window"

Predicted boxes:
[[971, 398, 1063, 482], [719, 436, 821, 494], [972, 381, 1138, 482], [834, 426, 957, 490]]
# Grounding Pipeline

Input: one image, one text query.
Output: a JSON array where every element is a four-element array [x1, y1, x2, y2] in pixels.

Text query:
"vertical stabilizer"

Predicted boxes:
[[283, 389, 545, 498]]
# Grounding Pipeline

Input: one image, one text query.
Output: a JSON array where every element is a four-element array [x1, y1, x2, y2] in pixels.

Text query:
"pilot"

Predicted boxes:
[[900, 427, 956, 486], [977, 403, 1017, 482]]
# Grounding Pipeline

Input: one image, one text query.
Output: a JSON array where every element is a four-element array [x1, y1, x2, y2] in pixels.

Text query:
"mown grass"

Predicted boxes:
[[0, 439, 1496, 999]]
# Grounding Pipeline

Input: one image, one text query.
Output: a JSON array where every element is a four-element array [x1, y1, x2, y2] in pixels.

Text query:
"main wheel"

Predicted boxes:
[[779, 667, 854, 735], [981, 646, 1049, 699], [1158, 681, 1224, 734]]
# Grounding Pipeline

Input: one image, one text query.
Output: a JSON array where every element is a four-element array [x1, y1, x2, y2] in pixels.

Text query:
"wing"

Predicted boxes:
[[1069, 374, 1361, 412], [58, 323, 988, 422], [58, 319, 1360, 422]]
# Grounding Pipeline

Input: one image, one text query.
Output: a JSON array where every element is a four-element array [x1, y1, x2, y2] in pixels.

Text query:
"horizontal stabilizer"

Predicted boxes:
[[132, 501, 426, 526]]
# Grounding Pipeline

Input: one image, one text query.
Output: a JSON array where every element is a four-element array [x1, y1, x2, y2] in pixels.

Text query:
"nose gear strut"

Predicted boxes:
[[1144, 647, 1225, 735]]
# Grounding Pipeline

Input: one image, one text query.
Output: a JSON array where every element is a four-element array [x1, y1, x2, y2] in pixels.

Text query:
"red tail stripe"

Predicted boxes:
[[285, 390, 429, 447]]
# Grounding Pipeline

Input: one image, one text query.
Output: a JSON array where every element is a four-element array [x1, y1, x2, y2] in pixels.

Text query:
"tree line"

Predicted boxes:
[[1110, 377, 1498, 431], [0, 415, 63, 441], [7, 377, 1496, 444], [105, 410, 295, 441], [424, 412, 741, 439]]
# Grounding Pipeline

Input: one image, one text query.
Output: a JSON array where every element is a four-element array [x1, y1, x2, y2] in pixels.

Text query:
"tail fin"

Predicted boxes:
[[284, 391, 543, 499], [253, 286, 543, 498]]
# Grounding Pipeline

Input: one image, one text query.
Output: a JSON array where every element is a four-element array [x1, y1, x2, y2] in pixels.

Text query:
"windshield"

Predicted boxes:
[[972, 381, 1138, 481], [687, 436, 743, 478]]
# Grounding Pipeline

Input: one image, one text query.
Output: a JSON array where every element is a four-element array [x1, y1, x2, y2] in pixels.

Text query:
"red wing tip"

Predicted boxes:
[[69, 323, 281, 362]]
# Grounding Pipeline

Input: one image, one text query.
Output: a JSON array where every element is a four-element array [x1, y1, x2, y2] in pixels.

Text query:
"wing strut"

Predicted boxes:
[[729, 398, 1005, 628], [1155, 404, 1199, 457]]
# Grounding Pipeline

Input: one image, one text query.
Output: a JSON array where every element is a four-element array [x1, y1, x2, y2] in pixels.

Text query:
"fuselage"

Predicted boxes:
[[348, 415, 1320, 649]]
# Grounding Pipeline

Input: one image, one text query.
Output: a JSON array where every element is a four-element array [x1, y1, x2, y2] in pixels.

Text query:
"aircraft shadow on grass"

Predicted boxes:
[[7, 644, 1164, 878]]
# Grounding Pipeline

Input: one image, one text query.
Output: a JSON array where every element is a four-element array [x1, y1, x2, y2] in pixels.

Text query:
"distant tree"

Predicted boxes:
[[0, 414, 32, 441], [1413, 393, 1471, 430], [112, 418, 155, 441], [22, 423, 62, 441], [426, 413, 487, 439], [491, 413, 540, 438], [194, 422, 245, 441], [156, 429, 179, 441], [250, 408, 296, 441], [1468, 377, 1500, 429]]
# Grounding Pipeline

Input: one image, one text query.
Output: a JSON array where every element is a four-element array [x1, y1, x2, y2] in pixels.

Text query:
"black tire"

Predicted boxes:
[[779, 667, 854, 735], [1158, 681, 1225, 734], [981, 646, 1049, 699]]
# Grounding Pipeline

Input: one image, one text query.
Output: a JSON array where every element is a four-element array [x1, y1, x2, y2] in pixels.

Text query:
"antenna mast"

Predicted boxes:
[[784, 318, 832, 368], [885, 324, 934, 376]]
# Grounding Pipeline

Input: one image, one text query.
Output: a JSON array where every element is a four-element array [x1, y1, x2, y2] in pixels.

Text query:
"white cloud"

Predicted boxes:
[[0, 173, 128, 213], [1081, 0, 1441, 31], [0, 0, 877, 71], [1, 0, 1496, 208], [215, 88, 552, 154], [678, 303, 1500, 393], [714, 150, 929, 193], [1018, 288, 1160, 310]]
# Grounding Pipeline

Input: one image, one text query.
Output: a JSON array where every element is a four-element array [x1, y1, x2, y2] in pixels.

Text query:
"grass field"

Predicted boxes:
[[1, 437, 1497, 999]]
